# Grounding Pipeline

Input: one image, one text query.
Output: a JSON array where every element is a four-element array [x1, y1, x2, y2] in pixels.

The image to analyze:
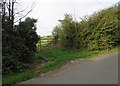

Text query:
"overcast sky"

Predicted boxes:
[[17, 0, 119, 36]]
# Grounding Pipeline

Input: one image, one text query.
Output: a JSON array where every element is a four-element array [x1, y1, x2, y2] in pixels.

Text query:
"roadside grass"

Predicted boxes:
[[2, 46, 119, 85], [35, 49, 99, 74], [2, 70, 34, 85], [35, 46, 119, 75]]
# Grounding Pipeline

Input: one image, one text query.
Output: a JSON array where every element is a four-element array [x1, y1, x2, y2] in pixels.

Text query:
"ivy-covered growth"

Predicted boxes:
[[81, 5, 119, 50]]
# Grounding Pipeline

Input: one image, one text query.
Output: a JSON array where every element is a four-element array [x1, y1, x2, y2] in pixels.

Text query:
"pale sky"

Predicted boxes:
[[16, 0, 119, 36]]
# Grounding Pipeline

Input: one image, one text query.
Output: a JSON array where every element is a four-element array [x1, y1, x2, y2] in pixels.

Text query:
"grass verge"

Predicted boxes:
[[2, 70, 34, 85]]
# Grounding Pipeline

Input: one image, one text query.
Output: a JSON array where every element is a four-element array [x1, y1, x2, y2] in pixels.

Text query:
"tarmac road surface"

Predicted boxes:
[[20, 52, 118, 84]]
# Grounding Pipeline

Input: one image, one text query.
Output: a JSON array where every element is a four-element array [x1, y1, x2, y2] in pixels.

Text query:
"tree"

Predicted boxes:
[[58, 14, 77, 49], [2, 0, 39, 75], [18, 18, 39, 53], [52, 26, 61, 46]]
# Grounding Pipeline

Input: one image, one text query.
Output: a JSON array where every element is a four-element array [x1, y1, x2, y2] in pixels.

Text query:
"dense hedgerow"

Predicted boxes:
[[52, 5, 120, 50]]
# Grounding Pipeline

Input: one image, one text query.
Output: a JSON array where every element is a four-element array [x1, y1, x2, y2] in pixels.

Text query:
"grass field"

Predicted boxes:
[[2, 46, 119, 85]]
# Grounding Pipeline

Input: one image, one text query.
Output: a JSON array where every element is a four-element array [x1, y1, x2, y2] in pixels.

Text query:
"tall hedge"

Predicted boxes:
[[52, 4, 120, 50]]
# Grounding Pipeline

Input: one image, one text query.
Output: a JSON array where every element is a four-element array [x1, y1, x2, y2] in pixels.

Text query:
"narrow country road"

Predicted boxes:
[[20, 52, 118, 84]]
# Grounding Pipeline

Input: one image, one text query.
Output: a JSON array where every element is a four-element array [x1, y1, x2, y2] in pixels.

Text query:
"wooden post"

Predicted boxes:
[[9, 0, 10, 21], [2, 1, 6, 29], [11, 0, 14, 29]]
